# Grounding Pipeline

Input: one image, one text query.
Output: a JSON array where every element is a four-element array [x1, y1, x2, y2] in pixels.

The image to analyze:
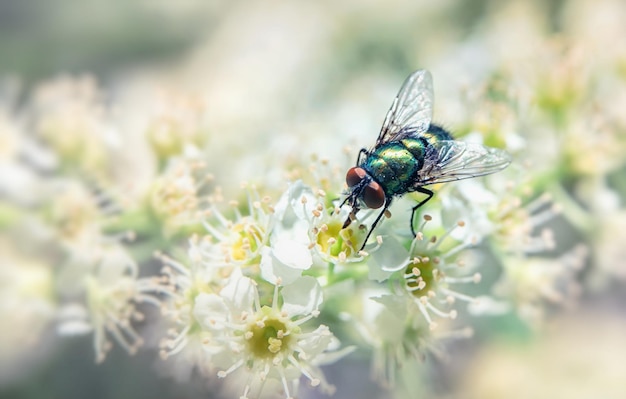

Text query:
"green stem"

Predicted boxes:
[[327, 262, 335, 282]]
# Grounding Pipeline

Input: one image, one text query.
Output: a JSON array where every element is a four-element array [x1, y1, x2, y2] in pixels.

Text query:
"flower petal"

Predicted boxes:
[[219, 268, 255, 314], [281, 276, 322, 317], [273, 180, 317, 222], [273, 238, 312, 270], [260, 239, 312, 285], [194, 293, 229, 330], [369, 237, 407, 280]]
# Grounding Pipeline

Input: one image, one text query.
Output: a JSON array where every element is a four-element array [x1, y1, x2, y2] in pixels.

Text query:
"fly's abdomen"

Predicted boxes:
[[364, 142, 422, 196], [421, 123, 453, 143]]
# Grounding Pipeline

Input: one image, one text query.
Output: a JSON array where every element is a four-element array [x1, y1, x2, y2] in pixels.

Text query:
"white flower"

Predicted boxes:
[[31, 74, 120, 178], [334, 214, 481, 388], [148, 159, 214, 237], [195, 269, 349, 399], [372, 215, 483, 331], [56, 244, 163, 363], [441, 179, 500, 239], [345, 287, 472, 388], [142, 89, 209, 161], [347, 289, 411, 387], [444, 175, 561, 256], [493, 245, 587, 327], [45, 179, 105, 249], [155, 235, 227, 377], [202, 183, 275, 267], [274, 180, 369, 266]]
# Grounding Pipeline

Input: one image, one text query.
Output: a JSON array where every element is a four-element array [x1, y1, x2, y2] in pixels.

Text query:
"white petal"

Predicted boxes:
[[260, 245, 276, 280], [260, 241, 312, 285], [297, 325, 333, 356], [281, 276, 322, 317], [313, 343, 356, 366], [369, 237, 407, 281], [260, 253, 302, 285], [371, 294, 408, 319], [274, 180, 317, 222], [357, 294, 408, 342], [219, 268, 255, 313], [194, 293, 229, 329], [273, 239, 312, 270]]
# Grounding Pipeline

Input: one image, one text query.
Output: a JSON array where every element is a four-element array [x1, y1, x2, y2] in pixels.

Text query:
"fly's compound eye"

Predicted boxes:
[[346, 167, 367, 188], [363, 181, 385, 209]]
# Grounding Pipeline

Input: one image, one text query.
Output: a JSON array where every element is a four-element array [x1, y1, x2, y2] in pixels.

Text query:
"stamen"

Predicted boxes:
[[431, 220, 464, 251], [217, 358, 245, 378]]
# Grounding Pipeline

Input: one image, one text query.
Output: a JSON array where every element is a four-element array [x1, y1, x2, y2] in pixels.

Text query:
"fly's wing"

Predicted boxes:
[[376, 70, 434, 145], [416, 140, 511, 186]]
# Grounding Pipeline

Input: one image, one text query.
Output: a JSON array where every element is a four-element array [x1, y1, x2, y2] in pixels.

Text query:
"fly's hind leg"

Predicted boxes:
[[410, 187, 434, 237]]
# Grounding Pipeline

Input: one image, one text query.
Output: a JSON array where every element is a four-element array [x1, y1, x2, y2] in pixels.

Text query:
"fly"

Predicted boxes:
[[342, 70, 511, 250]]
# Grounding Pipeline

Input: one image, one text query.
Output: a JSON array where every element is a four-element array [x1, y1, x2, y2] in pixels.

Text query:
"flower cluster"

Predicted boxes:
[[4, 1, 626, 397], [153, 182, 358, 398]]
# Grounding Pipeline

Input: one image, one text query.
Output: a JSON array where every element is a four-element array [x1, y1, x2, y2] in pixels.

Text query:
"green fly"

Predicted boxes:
[[342, 70, 511, 250]]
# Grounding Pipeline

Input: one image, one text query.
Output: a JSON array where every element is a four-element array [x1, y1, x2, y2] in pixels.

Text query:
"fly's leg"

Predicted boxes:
[[356, 148, 368, 165], [410, 187, 434, 237], [339, 148, 369, 223], [359, 199, 391, 251], [343, 207, 358, 229]]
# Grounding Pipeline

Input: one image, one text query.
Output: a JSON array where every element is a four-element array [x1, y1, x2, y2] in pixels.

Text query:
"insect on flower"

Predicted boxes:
[[342, 70, 511, 250]]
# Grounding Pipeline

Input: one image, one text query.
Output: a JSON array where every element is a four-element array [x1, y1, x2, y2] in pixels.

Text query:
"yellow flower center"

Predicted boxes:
[[228, 222, 263, 262], [316, 219, 361, 257], [246, 307, 296, 359], [405, 255, 441, 296]]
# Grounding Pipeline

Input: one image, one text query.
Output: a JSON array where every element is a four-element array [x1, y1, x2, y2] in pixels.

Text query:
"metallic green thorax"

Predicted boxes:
[[362, 124, 453, 196]]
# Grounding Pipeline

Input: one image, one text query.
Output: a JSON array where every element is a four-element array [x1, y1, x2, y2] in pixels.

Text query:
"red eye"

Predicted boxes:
[[346, 167, 367, 188], [363, 181, 385, 209]]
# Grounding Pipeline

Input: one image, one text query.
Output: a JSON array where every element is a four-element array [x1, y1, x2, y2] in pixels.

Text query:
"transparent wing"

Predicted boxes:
[[415, 140, 511, 186], [376, 70, 434, 145]]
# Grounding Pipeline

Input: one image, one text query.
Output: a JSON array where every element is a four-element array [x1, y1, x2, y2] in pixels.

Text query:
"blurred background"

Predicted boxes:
[[1, 0, 626, 398]]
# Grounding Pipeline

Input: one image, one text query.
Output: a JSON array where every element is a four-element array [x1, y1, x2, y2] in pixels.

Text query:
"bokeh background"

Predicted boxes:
[[2, 0, 626, 398]]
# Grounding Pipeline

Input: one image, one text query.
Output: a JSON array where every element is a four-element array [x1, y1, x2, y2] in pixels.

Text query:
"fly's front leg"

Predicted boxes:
[[343, 205, 359, 229], [356, 148, 368, 166], [410, 187, 434, 237], [359, 198, 391, 251]]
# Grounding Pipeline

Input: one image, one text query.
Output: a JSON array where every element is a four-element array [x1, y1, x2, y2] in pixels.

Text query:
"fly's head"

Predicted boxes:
[[342, 166, 385, 228]]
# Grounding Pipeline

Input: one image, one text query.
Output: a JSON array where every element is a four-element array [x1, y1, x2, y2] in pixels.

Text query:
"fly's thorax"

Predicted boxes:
[[363, 141, 423, 196], [399, 137, 426, 166]]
